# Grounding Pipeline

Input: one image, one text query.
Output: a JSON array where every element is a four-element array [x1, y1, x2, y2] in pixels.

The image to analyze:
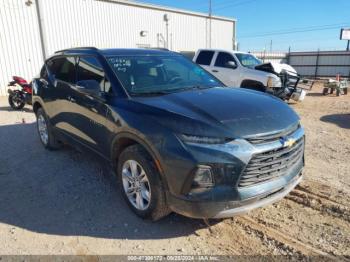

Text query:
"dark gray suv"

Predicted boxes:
[[32, 47, 304, 220]]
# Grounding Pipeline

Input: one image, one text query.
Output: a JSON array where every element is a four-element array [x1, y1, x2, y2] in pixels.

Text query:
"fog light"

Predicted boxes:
[[192, 165, 214, 187]]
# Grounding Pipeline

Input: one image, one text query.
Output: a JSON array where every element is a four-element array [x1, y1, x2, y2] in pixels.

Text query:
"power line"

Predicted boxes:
[[213, 0, 258, 10], [241, 22, 350, 36], [240, 23, 350, 38]]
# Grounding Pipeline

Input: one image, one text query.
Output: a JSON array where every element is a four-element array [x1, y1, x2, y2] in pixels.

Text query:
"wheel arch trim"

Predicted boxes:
[[110, 131, 169, 190]]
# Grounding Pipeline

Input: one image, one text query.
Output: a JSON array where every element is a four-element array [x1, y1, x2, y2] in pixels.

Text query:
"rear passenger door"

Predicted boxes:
[[72, 55, 111, 155], [46, 56, 79, 137], [194, 50, 215, 72]]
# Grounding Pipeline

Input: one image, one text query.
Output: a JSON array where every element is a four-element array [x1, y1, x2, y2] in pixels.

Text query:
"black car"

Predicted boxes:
[[32, 47, 305, 220]]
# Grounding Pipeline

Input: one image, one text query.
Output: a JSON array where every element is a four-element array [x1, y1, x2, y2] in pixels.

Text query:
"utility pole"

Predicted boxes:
[[287, 46, 291, 64], [34, 0, 47, 61], [163, 14, 169, 49], [209, 0, 212, 48]]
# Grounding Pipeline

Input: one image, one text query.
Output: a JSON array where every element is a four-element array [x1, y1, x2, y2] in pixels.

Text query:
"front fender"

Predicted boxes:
[[110, 130, 171, 190]]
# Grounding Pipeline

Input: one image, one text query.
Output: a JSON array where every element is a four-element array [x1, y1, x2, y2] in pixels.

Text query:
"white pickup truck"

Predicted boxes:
[[192, 49, 305, 101]]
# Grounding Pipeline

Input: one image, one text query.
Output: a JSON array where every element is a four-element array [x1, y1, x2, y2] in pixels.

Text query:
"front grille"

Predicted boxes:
[[238, 137, 304, 188], [246, 124, 299, 144], [280, 70, 300, 89]]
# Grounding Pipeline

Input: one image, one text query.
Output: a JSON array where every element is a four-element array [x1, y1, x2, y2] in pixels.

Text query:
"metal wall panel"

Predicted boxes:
[[0, 0, 43, 95], [289, 55, 317, 66], [252, 50, 350, 77], [0, 0, 235, 95], [40, 0, 234, 56]]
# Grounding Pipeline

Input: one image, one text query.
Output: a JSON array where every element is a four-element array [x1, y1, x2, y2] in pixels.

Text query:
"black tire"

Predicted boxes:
[[8, 92, 25, 110], [36, 108, 61, 150], [240, 80, 266, 92], [344, 88, 348, 95], [330, 88, 334, 94], [336, 89, 340, 96], [117, 144, 170, 221]]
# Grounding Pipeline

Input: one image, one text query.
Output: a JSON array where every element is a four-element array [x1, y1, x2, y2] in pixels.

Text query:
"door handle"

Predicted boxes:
[[212, 70, 219, 73]]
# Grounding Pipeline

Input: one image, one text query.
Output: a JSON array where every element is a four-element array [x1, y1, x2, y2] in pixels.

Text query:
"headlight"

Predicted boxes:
[[180, 134, 230, 144], [267, 76, 282, 88]]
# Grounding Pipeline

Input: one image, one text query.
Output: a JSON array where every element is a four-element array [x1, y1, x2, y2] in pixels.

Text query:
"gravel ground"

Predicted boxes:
[[0, 82, 349, 257]]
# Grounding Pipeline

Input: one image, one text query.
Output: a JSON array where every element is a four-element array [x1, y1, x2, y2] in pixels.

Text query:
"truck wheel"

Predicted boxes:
[[118, 145, 170, 221], [336, 89, 340, 96], [240, 80, 266, 92], [330, 88, 334, 94], [36, 108, 61, 150], [344, 88, 348, 95]]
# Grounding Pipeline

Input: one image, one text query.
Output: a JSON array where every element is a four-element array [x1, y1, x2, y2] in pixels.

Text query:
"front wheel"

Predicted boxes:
[[8, 91, 25, 110], [117, 145, 170, 220]]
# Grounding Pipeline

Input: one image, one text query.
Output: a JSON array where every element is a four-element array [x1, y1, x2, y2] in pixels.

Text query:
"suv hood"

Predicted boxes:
[[255, 62, 297, 76], [132, 87, 300, 138]]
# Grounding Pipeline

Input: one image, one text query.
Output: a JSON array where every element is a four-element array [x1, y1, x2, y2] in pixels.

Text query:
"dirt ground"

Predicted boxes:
[[0, 82, 349, 259]]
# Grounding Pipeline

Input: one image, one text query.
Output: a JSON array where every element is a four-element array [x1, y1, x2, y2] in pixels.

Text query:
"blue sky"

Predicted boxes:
[[138, 0, 350, 52]]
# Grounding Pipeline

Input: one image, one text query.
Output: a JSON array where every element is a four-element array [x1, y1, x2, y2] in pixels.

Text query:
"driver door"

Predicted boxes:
[[71, 56, 111, 156], [211, 52, 240, 87]]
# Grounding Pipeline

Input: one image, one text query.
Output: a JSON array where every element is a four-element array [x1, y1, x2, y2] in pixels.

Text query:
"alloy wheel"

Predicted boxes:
[[37, 114, 48, 145], [122, 159, 151, 210]]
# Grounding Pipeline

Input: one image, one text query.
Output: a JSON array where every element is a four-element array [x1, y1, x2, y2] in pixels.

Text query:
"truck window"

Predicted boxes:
[[215, 52, 236, 68], [196, 51, 215, 66]]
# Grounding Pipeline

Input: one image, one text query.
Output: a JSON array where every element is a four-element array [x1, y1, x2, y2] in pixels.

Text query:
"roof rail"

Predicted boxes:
[[55, 47, 98, 53]]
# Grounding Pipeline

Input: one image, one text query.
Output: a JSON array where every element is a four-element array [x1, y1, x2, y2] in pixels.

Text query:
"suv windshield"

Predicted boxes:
[[235, 53, 262, 68], [107, 55, 222, 95]]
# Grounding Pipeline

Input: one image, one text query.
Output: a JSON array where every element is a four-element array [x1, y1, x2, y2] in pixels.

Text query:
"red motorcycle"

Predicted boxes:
[[7, 76, 32, 110]]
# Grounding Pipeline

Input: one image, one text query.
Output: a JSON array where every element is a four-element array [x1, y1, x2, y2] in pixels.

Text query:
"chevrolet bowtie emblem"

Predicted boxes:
[[280, 137, 296, 148]]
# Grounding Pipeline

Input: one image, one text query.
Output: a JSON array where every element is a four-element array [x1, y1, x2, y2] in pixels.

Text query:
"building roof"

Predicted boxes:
[[98, 0, 236, 22]]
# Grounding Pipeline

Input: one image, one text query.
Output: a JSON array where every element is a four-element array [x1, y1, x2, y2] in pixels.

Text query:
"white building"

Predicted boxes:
[[0, 0, 236, 95]]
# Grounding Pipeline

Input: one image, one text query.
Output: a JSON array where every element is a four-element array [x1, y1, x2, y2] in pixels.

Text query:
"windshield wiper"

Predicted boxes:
[[131, 90, 170, 96]]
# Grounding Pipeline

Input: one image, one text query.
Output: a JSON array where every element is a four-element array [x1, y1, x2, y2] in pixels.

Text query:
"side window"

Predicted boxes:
[[40, 65, 48, 79], [215, 52, 237, 68], [76, 56, 108, 92], [195, 51, 215, 66], [47, 56, 76, 84]]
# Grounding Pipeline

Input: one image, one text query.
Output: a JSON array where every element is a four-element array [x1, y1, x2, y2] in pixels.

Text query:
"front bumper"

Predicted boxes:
[[167, 126, 305, 219], [168, 168, 302, 219]]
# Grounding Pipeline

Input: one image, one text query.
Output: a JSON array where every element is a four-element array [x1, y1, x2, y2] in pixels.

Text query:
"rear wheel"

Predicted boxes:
[[8, 91, 25, 110], [118, 145, 170, 220], [36, 108, 61, 150]]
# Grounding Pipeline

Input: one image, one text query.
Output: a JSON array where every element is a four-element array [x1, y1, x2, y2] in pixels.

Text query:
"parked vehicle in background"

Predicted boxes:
[[193, 49, 306, 102], [32, 47, 304, 220], [7, 76, 32, 110]]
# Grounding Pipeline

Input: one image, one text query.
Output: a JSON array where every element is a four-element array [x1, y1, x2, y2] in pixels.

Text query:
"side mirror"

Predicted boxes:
[[226, 61, 237, 69], [76, 80, 103, 97]]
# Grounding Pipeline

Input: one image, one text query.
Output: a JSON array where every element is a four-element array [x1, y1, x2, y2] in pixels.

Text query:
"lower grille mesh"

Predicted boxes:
[[239, 137, 304, 187]]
